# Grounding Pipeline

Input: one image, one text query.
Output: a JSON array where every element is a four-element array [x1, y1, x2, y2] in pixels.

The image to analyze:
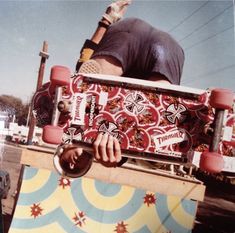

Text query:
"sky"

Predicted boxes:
[[0, 0, 234, 103]]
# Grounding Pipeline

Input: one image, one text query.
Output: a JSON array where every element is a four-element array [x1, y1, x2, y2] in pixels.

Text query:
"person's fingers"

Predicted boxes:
[[69, 163, 75, 170], [116, 0, 132, 11], [93, 133, 103, 160], [103, 0, 131, 24], [71, 154, 78, 164], [107, 135, 116, 163], [116, 0, 131, 14], [72, 147, 83, 158], [93, 133, 122, 164], [113, 137, 122, 163], [116, 0, 132, 7], [61, 146, 83, 164], [99, 133, 109, 162]]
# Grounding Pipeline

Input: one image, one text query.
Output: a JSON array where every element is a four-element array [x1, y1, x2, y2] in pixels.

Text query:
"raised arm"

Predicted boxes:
[[76, 0, 132, 72]]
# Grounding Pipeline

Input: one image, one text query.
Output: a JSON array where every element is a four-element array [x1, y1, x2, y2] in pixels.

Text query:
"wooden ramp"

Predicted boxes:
[[9, 146, 205, 233]]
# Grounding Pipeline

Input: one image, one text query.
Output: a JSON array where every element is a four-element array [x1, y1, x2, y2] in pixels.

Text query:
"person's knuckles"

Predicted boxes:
[[114, 138, 121, 149], [93, 140, 99, 149], [107, 135, 114, 145], [102, 154, 109, 162], [116, 153, 122, 163], [99, 142, 107, 151], [109, 156, 116, 163], [100, 134, 108, 146], [95, 153, 100, 160]]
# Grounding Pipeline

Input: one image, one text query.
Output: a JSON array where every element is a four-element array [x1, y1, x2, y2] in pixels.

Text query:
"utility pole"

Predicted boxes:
[[27, 41, 49, 145], [0, 198, 4, 233]]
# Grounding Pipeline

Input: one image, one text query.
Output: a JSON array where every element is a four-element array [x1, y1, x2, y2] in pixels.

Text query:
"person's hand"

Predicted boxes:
[[103, 0, 132, 25], [93, 133, 122, 166], [60, 145, 83, 168], [58, 145, 93, 176]]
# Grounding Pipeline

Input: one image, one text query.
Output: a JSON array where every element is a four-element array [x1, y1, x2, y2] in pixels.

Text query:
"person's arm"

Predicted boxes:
[[90, 19, 110, 44], [76, 0, 131, 72], [75, 19, 109, 71]]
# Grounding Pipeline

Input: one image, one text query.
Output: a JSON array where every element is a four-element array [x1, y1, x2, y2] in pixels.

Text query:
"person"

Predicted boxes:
[[61, 0, 185, 169]]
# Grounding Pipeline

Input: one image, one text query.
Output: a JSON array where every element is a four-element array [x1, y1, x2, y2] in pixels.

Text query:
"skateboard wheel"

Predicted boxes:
[[58, 100, 70, 113], [209, 88, 233, 109], [42, 125, 64, 144], [199, 151, 224, 173], [50, 65, 71, 86]]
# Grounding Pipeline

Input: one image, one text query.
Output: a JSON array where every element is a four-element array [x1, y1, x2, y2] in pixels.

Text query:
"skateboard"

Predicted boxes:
[[32, 65, 235, 178]]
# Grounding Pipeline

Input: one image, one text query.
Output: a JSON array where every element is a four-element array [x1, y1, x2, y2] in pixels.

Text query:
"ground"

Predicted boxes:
[[193, 174, 235, 233], [1, 142, 235, 233]]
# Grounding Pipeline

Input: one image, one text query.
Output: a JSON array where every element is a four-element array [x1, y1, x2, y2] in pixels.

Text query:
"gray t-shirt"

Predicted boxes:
[[92, 18, 184, 85]]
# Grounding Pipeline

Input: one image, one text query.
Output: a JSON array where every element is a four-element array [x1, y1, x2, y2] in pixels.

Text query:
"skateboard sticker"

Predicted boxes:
[[62, 127, 83, 143], [165, 103, 187, 124], [98, 122, 119, 138], [153, 128, 186, 148], [124, 92, 146, 115], [71, 93, 87, 126]]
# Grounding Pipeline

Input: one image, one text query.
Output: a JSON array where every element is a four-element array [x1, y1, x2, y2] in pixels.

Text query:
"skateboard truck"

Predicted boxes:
[[39, 66, 93, 178], [52, 139, 189, 178], [45, 86, 94, 178], [42, 65, 71, 145], [42, 86, 64, 145], [57, 100, 71, 113], [200, 88, 234, 173]]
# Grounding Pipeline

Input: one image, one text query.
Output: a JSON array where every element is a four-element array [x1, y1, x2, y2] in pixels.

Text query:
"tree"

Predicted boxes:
[[0, 95, 29, 126]]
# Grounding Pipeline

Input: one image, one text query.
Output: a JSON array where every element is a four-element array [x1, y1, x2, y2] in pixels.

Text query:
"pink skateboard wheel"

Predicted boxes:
[[209, 88, 233, 109], [42, 125, 64, 144], [50, 65, 71, 86], [199, 151, 224, 173]]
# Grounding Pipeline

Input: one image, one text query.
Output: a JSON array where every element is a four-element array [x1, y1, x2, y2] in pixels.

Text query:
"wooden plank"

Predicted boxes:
[[21, 147, 56, 172], [87, 163, 205, 202], [20, 147, 205, 201]]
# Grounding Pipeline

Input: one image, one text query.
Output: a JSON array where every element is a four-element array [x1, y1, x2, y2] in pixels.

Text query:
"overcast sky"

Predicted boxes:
[[0, 0, 234, 103]]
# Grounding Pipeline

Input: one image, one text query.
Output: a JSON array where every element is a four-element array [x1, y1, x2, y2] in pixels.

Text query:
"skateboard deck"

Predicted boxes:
[[32, 66, 235, 177]]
